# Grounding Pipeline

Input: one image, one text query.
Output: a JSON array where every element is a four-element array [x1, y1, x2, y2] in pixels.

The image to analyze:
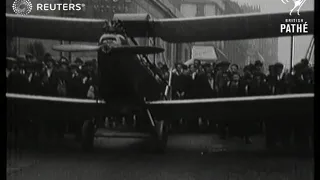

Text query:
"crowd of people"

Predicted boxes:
[[6, 53, 314, 146], [7, 53, 99, 99], [6, 53, 314, 100], [157, 58, 314, 145], [159, 59, 314, 100]]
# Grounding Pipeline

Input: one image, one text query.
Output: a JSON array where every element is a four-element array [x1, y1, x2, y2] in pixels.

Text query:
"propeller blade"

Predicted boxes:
[[52, 44, 101, 52], [109, 46, 164, 55]]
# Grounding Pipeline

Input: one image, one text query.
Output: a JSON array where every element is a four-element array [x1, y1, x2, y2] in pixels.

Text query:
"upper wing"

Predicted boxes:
[[152, 11, 314, 42], [6, 14, 105, 42], [6, 93, 106, 120], [6, 11, 314, 43], [146, 94, 314, 121], [6, 13, 151, 42]]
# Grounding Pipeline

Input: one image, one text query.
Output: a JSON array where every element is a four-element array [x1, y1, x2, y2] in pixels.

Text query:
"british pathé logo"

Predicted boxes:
[[281, 0, 307, 16], [280, 0, 308, 34], [12, 0, 33, 16]]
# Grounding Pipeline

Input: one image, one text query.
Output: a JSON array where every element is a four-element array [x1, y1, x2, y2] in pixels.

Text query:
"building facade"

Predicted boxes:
[[169, 0, 243, 65], [6, 0, 192, 67], [169, 0, 278, 67], [239, 3, 278, 66]]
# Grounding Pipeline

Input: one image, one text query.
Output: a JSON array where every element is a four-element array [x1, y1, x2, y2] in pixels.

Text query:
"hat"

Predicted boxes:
[[248, 64, 256, 72], [43, 53, 52, 60], [216, 61, 231, 68], [84, 61, 93, 66], [25, 53, 33, 58], [181, 64, 188, 70], [45, 56, 55, 63], [75, 57, 83, 64], [300, 58, 309, 67], [293, 63, 304, 72], [254, 60, 263, 67], [59, 57, 69, 66], [274, 62, 284, 69], [17, 56, 27, 66], [202, 63, 211, 68]]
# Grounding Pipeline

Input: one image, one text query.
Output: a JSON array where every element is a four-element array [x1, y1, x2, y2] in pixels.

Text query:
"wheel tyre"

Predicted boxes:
[[153, 120, 169, 153], [81, 120, 95, 152]]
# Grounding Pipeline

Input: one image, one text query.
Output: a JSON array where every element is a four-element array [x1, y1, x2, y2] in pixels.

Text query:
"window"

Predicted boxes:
[[181, 4, 197, 17], [204, 4, 216, 16]]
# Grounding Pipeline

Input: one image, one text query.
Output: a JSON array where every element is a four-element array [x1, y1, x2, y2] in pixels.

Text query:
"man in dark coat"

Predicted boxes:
[[292, 62, 314, 93], [75, 57, 84, 70], [41, 56, 59, 96], [248, 72, 269, 96], [172, 63, 187, 99], [83, 60, 99, 99], [28, 61, 44, 95], [217, 71, 231, 98], [68, 63, 87, 98], [268, 62, 288, 95], [7, 57, 30, 94]]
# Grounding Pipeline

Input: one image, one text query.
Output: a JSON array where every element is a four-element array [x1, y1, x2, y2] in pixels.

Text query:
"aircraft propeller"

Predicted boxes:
[[52, 44, 164, 55]]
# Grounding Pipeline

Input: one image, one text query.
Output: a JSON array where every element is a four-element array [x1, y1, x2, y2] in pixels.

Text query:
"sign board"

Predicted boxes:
[[192, 46, 217, 59]]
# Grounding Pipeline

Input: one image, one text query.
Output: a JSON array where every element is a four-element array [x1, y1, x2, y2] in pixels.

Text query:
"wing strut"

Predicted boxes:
[[305, 36, 314, 60], [290, 36, 295, 73], [129, 37, 168, 86]]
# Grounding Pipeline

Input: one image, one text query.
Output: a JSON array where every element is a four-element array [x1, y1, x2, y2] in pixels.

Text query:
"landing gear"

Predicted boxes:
[[146, 109, 169, 153], [152, 120, 169, 153], [81, 119, 95, 152]]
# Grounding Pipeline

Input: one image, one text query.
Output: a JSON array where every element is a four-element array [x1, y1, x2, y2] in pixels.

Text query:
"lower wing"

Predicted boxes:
[[6, 93, 106, 120], [146, 94, 314, 121]]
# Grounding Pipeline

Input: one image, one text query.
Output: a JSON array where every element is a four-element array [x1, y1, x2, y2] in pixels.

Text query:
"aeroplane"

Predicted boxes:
[[6, 11, 314, 152]]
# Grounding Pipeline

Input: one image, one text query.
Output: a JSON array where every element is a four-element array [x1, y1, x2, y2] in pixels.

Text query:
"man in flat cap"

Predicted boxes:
[[248, 72, 269, 96], [41, 56, 59, 96], [75, 57, 84, 70], [6, 57, 17, 78], [56, 57, 71, 97], [7, 57, 30, 94], [6, 57, 18, 92], [27, 61, 44, 95], [254, 60, 263, 72], [229, 64, 239, 75], [270, 62, 288, 95], [25, 53, 35, 63], [84, 60, 99, 99], [68, 63, 87, 98]]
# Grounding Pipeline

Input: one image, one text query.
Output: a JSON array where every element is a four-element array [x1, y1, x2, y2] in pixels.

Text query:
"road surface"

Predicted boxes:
[[7, 132, 314, 180]]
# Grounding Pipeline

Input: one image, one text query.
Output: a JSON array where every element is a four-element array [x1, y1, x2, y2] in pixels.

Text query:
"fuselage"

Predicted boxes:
[[97, 33, 166, 115]]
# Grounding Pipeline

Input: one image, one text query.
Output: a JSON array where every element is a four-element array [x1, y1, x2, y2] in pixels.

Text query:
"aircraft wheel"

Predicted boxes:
[[152, 120, 169, 153], [81, 119, 95, 152]]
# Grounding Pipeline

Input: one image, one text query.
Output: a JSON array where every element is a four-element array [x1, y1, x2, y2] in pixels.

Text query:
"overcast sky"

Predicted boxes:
[[233, 0, 314, 67]]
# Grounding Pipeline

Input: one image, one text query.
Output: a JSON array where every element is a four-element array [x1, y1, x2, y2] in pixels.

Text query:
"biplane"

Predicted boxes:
[[6, 11, 314, 152]]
